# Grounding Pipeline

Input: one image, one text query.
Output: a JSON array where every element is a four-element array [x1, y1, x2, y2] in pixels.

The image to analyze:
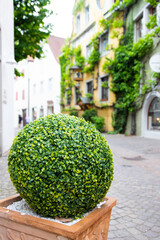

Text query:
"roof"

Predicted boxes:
[[48, 35, 65, 63]]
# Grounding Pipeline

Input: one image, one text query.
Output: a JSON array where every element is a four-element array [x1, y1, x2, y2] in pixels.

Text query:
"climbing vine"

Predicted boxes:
[[59, 41, 73, 106], [83, 33, 101, 73], [102, 0, 160, 133], [73, 45, 85, 68], [59, 42, 85, 107], [73, 0, 85, 16], [60, 0, 160, 133]]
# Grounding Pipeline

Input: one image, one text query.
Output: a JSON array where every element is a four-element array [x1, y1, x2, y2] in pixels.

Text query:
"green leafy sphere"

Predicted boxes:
[[8, 114, 114, 218]]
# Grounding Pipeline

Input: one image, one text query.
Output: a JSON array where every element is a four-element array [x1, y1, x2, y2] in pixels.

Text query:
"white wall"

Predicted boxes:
[[14, 43, 61, 128], [30, 44, 61, 118], [142, 91, 160, 139], [0, 0, 14, 155]]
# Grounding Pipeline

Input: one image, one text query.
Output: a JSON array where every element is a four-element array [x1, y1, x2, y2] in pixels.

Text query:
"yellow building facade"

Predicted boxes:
[[61, 0, 123, 131]]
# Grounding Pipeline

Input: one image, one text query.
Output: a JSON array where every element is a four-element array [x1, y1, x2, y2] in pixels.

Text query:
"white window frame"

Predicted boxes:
[[65, 88, 71, 106], [85, 5, 90, 25], [86, 43, 92, 59], [98, 74, 109, 103], [133, 4, 150, 43], [48, 77, 53, 91], [74, 83, 81, 105], [33, 83, 36, 95], [99, 31, 109, 56], [40, 81, 44, 94], [76, 14, 81, 33], [85, 79, 93, 99]]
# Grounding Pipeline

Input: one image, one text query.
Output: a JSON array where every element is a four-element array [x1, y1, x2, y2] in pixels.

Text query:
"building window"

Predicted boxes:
[[47, 106, 54, 115], [76, 14, 81, 33], [16, 92, 18, 100], [48, 78, 52, 91], [96, 0, 105, 9], [148, 97, 160, 130], [100, 32, 109, 54], [86, 44, 92, 59], [40, 81, 44, 93], [47, 101, 54, 114], [85, 5, 90, 25], [33, 84, 36, 95], [135, 15, 143, 41], [99, 75, 109, 101], [40, 106, 44, 117], [65, 88, 71, 106], [32, 107, 37, 121], [85, 80, 93, 100], [22, 90, 25, 100], [74, 85, 81, 105], [148, 5, 156, 15]]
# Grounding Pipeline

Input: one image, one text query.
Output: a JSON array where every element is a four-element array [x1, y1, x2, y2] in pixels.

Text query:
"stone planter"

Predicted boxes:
[[0, 194, 116, 240]]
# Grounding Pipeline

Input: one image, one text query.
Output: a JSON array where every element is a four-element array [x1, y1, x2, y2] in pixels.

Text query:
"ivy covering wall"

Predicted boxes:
[[102, 0, 160, 133], [60, 0, 160, 133]]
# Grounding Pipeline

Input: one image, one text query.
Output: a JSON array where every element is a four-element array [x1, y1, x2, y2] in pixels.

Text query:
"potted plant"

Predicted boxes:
[[0, 114, 116, 239]]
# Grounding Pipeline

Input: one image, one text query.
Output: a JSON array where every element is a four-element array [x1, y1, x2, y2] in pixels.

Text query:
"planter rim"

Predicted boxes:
[[0, 194, 116, 239]]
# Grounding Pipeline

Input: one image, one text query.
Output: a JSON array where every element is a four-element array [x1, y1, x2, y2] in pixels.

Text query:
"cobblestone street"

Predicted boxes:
[[0, 134, 160, 239], [105, 134, 160, 240]]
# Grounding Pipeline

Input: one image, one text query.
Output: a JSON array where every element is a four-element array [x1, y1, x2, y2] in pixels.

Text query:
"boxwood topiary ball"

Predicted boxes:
[[8, 114, 114, 218]]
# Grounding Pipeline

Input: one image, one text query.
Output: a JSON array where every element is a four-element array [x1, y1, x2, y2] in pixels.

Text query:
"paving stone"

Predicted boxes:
[[134, 234, 149, 240], [132, 219, 144, 225], [127, 227, 142, 235], [144, 230, 159, 238], [151, 226, 160, 233], [124, 222, 136, 228], [104, 134, 160, 240], [136, 224, 150, 233]]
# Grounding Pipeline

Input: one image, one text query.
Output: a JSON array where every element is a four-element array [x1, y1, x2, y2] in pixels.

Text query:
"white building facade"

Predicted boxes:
[[14, 36, 64, 128], [0, 0, 14, 155]]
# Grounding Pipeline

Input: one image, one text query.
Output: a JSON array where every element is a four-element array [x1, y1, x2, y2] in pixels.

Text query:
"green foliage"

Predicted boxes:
[[91, 116, 105, 132], [103, 32, 154, 132], [132, 35, 153, 59], [59, 44, 85, 106], [73, 0, 85, 15], [82, 109, 105, 131], [84, 34, 101, 73], [69, 109, 79, 117], [85, 93, 93, 99], [59, 42, 73, 104], [82, 109, 97, 122], [14, 68, 24, 77], [144, 0, 158, 7], [146, 15, 157, 30], [110, 0, 135, 11], [74, 46, 85, 68], [8, 114, 114, 219], [14, 0, 53, 62], [112, 107, 128, 133]]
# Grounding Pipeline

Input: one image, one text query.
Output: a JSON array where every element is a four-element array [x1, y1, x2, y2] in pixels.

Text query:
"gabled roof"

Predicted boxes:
[[48, 35, 65, 63]]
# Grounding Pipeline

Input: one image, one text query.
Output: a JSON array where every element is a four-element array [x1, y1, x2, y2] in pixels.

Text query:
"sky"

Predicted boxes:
[[48, 0, 75, 39]]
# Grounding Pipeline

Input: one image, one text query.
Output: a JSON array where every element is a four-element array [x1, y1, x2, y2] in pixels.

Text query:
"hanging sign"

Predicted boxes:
[[149, 54, 160, 73]]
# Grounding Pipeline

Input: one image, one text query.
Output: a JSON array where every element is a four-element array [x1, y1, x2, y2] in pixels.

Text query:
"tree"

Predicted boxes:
[[14, 0, 53, 62]]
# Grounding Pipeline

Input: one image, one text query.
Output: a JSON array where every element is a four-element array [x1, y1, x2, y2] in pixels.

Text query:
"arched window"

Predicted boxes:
[[148, 97, 160, 130]]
